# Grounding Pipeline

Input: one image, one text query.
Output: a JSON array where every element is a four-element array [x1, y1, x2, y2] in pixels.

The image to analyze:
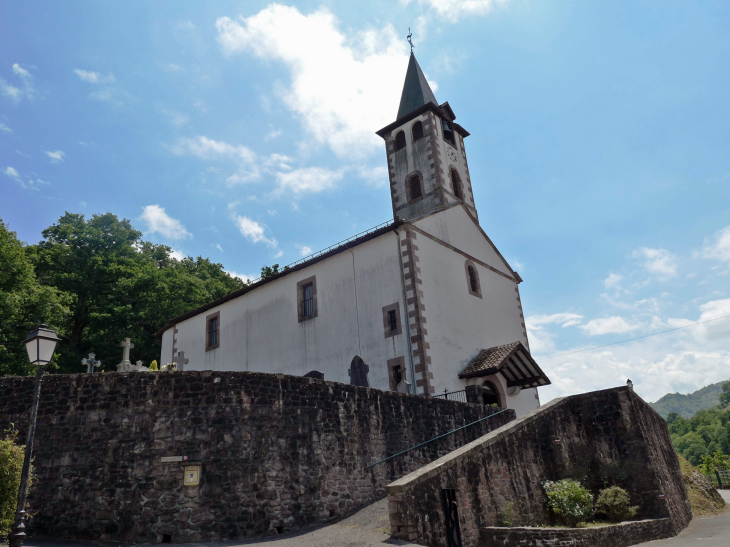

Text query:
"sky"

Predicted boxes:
[[2, 0, 730, 403]]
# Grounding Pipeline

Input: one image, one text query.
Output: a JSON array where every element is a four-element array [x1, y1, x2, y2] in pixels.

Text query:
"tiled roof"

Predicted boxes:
[[459, 341, 551, 388], [397, 53, 439, 120]]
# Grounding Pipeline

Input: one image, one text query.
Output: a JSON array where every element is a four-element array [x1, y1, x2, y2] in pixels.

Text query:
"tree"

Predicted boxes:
[[720, 382, 730, 409], [0, 219, 68, 376]]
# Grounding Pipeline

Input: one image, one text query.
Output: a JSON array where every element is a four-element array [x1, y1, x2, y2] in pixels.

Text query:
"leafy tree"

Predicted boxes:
[[0, 219, 69, 376], [0, 428, 31, 537], [720, 382, 730, 409]]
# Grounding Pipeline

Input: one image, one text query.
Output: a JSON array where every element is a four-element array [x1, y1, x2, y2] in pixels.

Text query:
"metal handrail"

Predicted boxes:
[[366, 409, 510, 469]]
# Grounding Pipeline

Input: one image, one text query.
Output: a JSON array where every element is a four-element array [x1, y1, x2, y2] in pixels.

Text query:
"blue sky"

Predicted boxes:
[[2, 0, 730, 402]]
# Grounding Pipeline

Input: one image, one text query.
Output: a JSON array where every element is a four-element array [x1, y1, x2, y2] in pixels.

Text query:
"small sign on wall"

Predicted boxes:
[[184, 465, 201, 487], [160, 455, 187, 463]]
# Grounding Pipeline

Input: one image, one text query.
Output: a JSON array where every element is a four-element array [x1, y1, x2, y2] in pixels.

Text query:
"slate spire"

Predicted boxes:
[[396, 53, 438, 121]]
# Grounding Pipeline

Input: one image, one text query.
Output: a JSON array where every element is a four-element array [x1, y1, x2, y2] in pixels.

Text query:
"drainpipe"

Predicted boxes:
[[394, 228, 417, 395]]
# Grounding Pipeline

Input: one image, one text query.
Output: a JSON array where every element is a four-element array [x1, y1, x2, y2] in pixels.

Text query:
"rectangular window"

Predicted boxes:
[[303, 282, 314, 318], [388, 357, 406, 391], [382, 303, 402, 338], [205, 311, 220, 351], [297, 276, 318, 323]]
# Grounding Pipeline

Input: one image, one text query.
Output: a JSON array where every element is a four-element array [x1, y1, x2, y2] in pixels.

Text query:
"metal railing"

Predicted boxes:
[[243, 219, 395, 286], [432, 388, 468, 403]]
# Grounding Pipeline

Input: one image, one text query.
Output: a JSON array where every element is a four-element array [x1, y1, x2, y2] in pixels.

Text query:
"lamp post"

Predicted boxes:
[[8, 325, 60, 547]]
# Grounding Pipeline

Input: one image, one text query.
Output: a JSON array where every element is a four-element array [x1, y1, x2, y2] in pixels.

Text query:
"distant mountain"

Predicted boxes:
[[649, 380, 729, 419]]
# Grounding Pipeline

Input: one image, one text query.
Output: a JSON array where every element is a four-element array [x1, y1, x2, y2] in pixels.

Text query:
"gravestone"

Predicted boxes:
[[116, 338, 135, 372], [348, 356, 370, 388], [172, 351, 189, 371], [303, 370, 324, 380], [133, 360, 149, 372], [396, 379, 412, 394], [81, 353, 101, 374]]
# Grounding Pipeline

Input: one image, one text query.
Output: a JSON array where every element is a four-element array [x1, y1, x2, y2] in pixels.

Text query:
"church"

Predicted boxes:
[[156, 53, 551, 417]]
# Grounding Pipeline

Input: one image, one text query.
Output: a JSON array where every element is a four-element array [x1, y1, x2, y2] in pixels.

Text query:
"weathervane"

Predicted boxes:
[[407, 28, 414, 52]]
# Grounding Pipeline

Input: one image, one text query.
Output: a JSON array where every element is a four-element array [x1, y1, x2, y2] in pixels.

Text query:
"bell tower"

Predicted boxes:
[[376, 53, 478, 222]]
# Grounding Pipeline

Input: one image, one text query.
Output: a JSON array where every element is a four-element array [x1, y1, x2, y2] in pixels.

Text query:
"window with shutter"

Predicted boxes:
[[412, 121, 423, 141], [395, 131, 406, 151]]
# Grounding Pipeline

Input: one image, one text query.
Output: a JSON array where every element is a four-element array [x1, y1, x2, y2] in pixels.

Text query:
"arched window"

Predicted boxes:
[[450, 169, 463, 199], [412, 121, 423, 142], [394, 131, 406, 151], [468, 266, 478, 293], [482, 381, 501, 407], [408, 174, 423, 201], [465, 260, 482, 298]]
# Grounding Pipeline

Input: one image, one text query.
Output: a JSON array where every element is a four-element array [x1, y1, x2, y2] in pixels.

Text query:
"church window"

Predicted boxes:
[[205, 311, 220, 351], [451, 169, 463, 200], [394, 130, 407, 151], [387, 356, 406, 390], [441, 118, 455, 146], [464, 260, 482, 298], [412, 121, 423, 142], [382, 302, 402, 338], [408, 174, 423, 201], [297, 276, 318, 323]]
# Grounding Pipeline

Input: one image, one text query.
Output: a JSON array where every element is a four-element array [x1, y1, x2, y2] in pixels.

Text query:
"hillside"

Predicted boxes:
[[650, 379, 729, 419]]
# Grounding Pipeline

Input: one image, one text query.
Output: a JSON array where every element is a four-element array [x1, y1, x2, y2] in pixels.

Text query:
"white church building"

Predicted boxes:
[[156, 53, 550, 417]]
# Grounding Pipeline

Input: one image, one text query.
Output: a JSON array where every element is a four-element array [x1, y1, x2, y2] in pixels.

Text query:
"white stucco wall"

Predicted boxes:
[[411, 205, 539, 414], [161, 233, 411, 391]]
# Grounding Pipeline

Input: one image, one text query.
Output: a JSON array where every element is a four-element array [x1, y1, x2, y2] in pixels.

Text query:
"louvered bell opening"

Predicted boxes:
[[451, 170, 463, 199], [394, 131, 407, 151], [412, 121, 423, 141], [410, 175, 422, 199], [441, 118, 454, 144]]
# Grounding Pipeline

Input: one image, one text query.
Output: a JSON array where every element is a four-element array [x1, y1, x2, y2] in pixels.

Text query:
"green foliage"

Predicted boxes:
[[542, 479, 594, 526], [1, 212, 244, 377], [497, 502, 514, 527], [595, 486, 638, 522], [700, 449, 730, 474], [720, 382, 730, 409], [668, 407, 730, 465], [0, 220, 69, 376], [0, 428, 30, 537], [650, 380, 729, 419], [148, 360, 158, 371], [259, 264, 290, 280]]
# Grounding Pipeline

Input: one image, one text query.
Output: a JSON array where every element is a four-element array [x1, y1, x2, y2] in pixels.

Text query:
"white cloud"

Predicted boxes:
[[139, 205, 192, 240], [402, 0, 509, 22], [233, 215, 277, 247], [580, 316, 639, 336], [604, 273, 623, 289], [632, 247, 678, 278], [297, 245, 312, 256], [358, 165, 389, 187], [225, 270, 256, 283], [527, 313, 584, 329], [169, 135, 260, 184], [216, 5, 420, 158], [699, 225, 730, 263], [162, 108, 189, 127], [215, 243, 223, 252], [169, 248, 186, 261], [275, 167, 343, 196], [79, 201, 87, 207], [0, 123, 11, 133], [44, 150, 65, 163], [2, 63, 36, 102], [4, 166, 21, 180], [73, 69, 115, 84], [266, 128, 282, 140]]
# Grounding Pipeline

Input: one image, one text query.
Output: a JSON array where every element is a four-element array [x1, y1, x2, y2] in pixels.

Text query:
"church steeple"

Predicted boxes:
[[396, 53, 438, 121]]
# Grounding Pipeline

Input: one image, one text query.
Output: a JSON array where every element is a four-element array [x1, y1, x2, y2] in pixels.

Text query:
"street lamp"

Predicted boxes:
[[9, 325, 60, 547]]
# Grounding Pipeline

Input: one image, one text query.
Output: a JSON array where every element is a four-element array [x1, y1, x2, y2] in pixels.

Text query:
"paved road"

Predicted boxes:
[[25, 491, 730, 547], [642, 490, 730, 547]]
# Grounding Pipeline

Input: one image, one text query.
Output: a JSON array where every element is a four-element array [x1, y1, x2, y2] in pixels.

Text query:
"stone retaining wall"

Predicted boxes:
[[0, 370, 514, 542], [386, 387, 691, 547], [479, 518, 675, 547]]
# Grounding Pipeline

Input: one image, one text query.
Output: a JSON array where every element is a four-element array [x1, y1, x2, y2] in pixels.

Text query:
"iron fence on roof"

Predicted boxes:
[[243, 219, 395, 286]]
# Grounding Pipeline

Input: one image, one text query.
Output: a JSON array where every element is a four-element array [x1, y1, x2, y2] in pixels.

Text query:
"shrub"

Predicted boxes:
[[497, 502, 514, 526], [595, 486, 638, 522], [542, 479, 593, 526], [0, 429, 30, 538], [148, 360, 158, 372]]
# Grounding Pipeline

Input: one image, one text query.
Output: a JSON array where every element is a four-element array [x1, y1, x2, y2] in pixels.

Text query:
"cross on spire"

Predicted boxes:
[[407, 28, 414, 52]]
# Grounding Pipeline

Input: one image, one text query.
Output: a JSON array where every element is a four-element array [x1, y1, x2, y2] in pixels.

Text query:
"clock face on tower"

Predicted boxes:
[[446, 146, 458, 162]]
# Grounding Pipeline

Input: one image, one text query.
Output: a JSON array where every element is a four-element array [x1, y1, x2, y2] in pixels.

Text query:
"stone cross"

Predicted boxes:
[[81, 353, 101, 374], [133, 360, 149, 372], [172, 351, 189, 372], [348, 355, 370, 388], [117, 338, 134, 372]]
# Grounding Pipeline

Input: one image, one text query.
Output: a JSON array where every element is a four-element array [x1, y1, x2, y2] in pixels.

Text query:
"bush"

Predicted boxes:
[[148, 360, 158, 372], [0, 429, 30, 538], [542, 479, 593, 526], [595, 486, 638, 522]]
